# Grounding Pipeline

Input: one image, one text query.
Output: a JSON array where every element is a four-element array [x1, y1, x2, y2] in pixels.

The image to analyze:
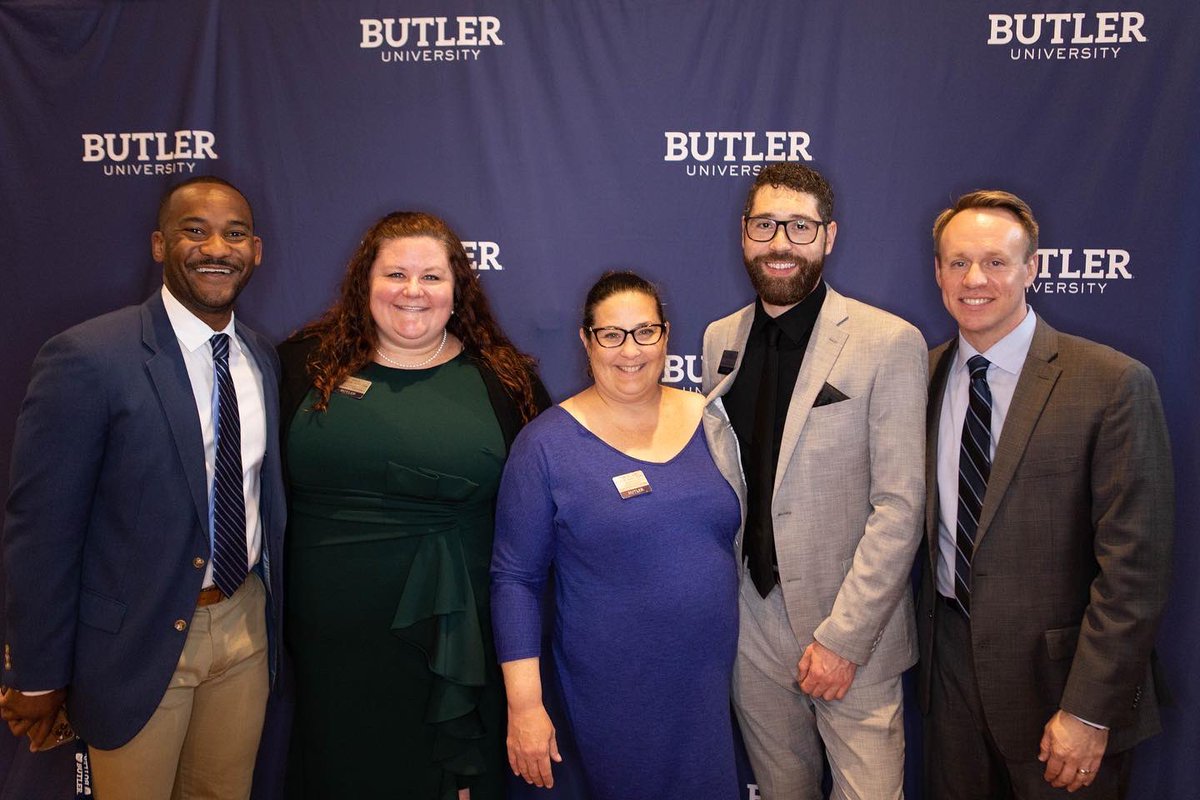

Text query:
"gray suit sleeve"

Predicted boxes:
[[814, 323, 928, 664], [1060, 360, 1173, 726]]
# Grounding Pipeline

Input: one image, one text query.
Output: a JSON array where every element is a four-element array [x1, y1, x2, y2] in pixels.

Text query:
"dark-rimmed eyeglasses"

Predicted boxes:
[[586, 324, 667, 348], [744, 216, 826, 245]]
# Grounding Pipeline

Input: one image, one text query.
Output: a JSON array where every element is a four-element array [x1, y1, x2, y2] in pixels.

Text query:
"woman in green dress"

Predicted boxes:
[[278, 211, 549, 800]]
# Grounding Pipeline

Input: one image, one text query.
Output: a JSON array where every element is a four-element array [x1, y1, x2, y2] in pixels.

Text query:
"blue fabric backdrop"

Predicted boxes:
[[1, 1, 1196, 797]]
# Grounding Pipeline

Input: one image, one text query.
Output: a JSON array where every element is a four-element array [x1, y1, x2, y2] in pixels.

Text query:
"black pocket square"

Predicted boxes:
[[813, 382, 850, 407]]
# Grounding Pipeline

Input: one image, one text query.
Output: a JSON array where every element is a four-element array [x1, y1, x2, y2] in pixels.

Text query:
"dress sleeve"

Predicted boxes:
[[490, 421, 557, 663]]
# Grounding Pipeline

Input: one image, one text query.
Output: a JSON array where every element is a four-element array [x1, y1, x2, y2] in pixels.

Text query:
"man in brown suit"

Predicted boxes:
[[917, 190, 1173, 798]]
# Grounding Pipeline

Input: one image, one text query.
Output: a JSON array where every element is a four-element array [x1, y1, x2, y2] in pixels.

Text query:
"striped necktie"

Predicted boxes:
[[210, 333, 247, 597], [953, 354, 992, 617]]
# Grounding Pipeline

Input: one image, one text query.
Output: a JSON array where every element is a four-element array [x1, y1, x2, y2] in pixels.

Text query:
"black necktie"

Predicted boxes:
[[746, 323, 782, 597], [210, 333, 247, 597], [954, 355, 992, 617]]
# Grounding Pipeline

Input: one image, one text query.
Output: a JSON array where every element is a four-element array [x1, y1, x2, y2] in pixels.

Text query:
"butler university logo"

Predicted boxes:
[[82, 130, 217, 177], [662, 354, 702, 390], [359, 15, 503, 63], [463, 240, 504, 271], [988, 11, 1147, 61], [664, 131, 814, 178], [1029, 246, 1134, 295]]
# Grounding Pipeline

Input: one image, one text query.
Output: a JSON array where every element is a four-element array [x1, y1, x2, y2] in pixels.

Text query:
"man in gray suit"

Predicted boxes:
[[917, 190, 1173, 798], [702, 163, 926, 799]]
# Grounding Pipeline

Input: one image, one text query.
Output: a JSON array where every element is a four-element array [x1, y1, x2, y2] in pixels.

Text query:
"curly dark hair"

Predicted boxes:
[[743, 162, 835, 223], [299, 211, 541, 420]]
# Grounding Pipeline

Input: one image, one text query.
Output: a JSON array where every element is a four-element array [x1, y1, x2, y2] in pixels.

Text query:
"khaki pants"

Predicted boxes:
[[89, 574, 269, 800]]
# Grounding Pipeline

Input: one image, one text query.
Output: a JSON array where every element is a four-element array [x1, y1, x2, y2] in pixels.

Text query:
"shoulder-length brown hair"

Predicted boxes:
[[299, 211, 540, 420]]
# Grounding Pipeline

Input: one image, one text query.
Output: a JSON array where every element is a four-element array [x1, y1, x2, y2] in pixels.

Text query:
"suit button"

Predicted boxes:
[[174, 619, 188, 632], [193, 556, 205, 568]]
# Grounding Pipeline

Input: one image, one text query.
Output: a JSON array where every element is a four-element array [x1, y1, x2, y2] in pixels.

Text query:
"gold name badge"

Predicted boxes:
[[335, 376, 373, 398], [612, 470, 651, 500]]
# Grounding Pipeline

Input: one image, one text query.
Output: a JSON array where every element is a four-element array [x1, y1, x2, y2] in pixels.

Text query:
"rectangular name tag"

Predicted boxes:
[[335, 376, 372, 398], [612, 470, 651, 500]]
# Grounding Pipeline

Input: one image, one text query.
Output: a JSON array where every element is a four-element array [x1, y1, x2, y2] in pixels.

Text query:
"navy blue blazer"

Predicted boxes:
[[2, 291, 286, 749]]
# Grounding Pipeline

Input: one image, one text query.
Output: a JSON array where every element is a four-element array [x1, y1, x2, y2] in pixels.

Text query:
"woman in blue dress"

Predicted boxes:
[[490, 271, 744, 799]]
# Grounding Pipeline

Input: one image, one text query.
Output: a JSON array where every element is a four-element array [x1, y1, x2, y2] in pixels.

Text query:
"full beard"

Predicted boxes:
[[743, 252, 823, 307]]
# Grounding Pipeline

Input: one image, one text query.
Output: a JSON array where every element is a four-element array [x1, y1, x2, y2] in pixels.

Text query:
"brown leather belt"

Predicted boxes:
[[197, 586, 226, 607]]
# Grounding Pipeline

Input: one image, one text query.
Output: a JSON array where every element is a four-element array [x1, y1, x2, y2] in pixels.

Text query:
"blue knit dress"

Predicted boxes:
[[491, 407, 741, 800]]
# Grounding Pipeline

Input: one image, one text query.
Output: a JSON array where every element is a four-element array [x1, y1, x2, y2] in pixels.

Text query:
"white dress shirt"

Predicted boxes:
[[935, 307, 1037, 598], [161, 285, 266, 588]]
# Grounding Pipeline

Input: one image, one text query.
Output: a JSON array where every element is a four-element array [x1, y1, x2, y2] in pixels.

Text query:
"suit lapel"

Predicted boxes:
[[926, 343, 955, 572], [237, 325, 280, 518], [238, 326, 279, 456], [706, 305, 754, 399], [142, 293, 210, 530], [774, 287, 848, 496], [974, 318, 1061, 546], [702, 398, 747, 541]]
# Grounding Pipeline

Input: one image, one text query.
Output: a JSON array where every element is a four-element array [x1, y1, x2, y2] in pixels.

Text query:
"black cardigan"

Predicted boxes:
[[276, 334, 551, 457]]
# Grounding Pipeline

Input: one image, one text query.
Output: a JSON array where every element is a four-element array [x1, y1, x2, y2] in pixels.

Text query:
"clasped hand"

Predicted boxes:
[[0, 687, 67, 752], [796, 641, 857, 701]]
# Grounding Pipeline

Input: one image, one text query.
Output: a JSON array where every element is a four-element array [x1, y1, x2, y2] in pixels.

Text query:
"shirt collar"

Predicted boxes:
[[161, 284, 237, 354], [954, 305, 1037, 377], [751, 280, 827, 345]]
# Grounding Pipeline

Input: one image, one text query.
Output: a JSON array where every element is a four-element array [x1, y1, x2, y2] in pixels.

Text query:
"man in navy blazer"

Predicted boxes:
[[1, 176, 285, 799]]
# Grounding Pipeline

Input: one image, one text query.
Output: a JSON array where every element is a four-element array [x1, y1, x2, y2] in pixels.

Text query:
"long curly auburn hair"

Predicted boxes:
[[299, 211, 541, 421]]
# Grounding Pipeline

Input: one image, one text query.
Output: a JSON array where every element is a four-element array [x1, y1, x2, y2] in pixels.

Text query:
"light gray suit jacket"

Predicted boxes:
[[702, 394, 747, 552], [702, 285, 927, 683]]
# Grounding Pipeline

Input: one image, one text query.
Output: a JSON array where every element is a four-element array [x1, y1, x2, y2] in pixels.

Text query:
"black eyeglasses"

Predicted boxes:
[[586, 324, 667, 348], [744, 216, 826, 245]]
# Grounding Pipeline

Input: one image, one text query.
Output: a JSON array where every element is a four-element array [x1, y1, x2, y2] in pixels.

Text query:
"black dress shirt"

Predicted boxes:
[[724, 282, 827, 568]]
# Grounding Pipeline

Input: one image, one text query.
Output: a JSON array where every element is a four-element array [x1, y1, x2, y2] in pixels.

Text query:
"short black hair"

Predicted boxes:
[[156, 176, 253, 231]]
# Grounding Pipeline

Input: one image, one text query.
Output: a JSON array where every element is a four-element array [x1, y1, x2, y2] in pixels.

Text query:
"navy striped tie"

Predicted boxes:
[[210, 333, 247, 597], [954, 355, 992, 617]]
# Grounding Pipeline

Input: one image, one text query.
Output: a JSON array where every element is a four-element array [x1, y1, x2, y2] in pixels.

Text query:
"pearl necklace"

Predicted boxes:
[[376, 329, 448, 369]]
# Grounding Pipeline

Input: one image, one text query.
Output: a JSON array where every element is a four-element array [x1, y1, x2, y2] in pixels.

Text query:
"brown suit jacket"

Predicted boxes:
[[917, 316, 1173, 759]]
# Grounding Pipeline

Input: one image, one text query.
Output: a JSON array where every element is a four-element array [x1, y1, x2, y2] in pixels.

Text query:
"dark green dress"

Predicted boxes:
[[286, 355, 507, 800]]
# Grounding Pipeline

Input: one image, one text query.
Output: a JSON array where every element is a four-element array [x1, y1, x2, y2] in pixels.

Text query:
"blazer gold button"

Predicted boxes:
[[193, 556, 205, 568], [174, 619, 187, 632]]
